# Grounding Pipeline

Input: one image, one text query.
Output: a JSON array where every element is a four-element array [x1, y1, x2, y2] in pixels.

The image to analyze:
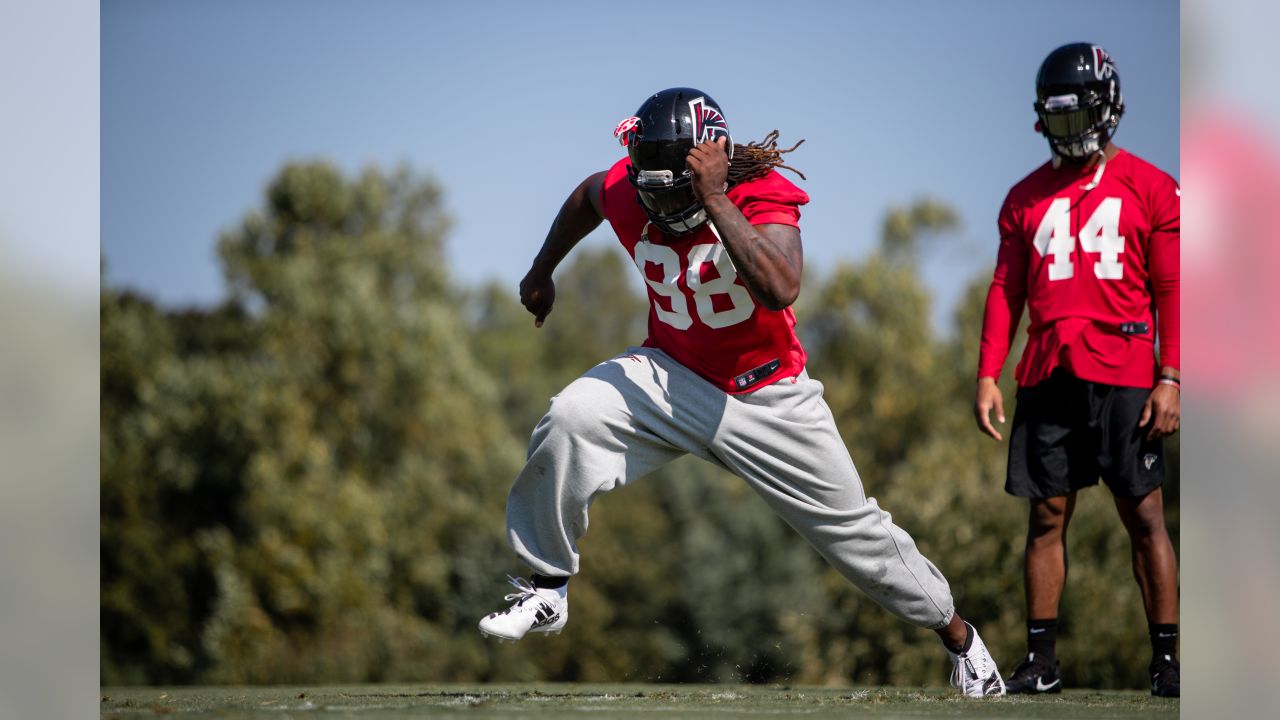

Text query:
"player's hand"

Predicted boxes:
[[686, 136, 730, 202], [519, 268, 556, 328], [1140, 383, 1180, 440], [974, 377, 1006, 441]]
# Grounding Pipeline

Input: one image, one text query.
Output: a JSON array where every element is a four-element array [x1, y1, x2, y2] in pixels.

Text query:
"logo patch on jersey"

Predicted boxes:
[[733, 359, 781, 390], [614, 116, 641, 147], [688, 97, 730, 146], [1144, 453, 1158, 470], [1092, 46, 1116, 81]]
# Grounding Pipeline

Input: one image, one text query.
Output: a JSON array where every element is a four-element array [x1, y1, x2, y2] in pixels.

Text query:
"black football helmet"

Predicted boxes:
[[1034, 43, 1125, 160], [613, 87, 733, 236]]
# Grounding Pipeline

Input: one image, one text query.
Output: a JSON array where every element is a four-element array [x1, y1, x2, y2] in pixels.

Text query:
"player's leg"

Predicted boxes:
[[713, 373, 952, 627], [1115, 490, 1180, 697], [1113, 489, 1179, 623], [711, 372, 1003, 696], [1026, 494, 1078, 626], [1005, 493, 1076, 692], [1004, 370, 1090, 693], [1097, 381, 1179, 696], [481, 348, 719, 641]]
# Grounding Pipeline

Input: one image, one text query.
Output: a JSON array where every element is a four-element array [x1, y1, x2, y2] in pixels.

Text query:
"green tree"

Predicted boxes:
[[102, 162, 527, 683]]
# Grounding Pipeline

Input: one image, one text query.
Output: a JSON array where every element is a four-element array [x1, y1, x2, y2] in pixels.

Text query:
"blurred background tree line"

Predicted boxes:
[[101, 161, 1178, 689]]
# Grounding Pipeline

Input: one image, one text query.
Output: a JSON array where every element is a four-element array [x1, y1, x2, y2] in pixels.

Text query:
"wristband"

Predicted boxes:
[[1158, 378, 1180, 390]]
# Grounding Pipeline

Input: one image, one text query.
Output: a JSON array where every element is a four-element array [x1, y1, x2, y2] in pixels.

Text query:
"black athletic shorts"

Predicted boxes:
[[1006, 369, 1164, 499]]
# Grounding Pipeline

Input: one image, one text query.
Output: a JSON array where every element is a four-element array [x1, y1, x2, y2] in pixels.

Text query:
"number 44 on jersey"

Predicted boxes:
[[1033, 197, 1126, 281]]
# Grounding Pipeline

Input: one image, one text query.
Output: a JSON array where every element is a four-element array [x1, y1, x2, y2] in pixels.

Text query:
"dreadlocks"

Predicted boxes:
[[728, 130, 806, 187]]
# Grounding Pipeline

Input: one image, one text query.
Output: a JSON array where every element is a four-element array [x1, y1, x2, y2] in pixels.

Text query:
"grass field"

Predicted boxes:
[[100, 683, 1178, 719]]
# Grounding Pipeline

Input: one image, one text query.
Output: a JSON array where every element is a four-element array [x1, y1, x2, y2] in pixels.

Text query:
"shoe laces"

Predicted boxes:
[[950, 652, 979, 692], [502, 575, 548, 612]]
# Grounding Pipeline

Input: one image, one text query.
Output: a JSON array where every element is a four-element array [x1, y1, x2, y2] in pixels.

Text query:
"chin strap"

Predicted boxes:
[[1079, 150, 1108, 191]]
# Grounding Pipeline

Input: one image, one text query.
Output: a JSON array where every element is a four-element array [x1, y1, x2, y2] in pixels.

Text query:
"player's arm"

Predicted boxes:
[[974, 203, 1029, 441], [687, 137, 802, 310], [520, 171, 606, 327], [1140, 180, 1181, 439]]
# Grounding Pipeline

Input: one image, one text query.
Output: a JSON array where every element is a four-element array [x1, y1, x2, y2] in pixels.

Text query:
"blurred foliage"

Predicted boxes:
[[101, 164, 1178, 690]]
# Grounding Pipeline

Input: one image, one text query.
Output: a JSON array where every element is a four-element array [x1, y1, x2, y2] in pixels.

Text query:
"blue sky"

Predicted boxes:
[[102, 0, 1178, 324]]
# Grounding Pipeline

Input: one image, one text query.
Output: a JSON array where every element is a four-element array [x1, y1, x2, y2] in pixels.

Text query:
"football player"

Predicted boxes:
[[478, 87, 1005, 697], [973, 44, 1180, 697]]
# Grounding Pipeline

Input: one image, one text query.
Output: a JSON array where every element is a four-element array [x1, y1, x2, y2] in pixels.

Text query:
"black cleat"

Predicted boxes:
[[1150, 655, 1180, 698], [1004, 653, 1062, 694]]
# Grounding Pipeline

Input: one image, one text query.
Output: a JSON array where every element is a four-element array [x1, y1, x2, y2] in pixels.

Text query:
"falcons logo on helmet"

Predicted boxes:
[[1092, 46, 1116, 80], [688, 97, 729, 145]]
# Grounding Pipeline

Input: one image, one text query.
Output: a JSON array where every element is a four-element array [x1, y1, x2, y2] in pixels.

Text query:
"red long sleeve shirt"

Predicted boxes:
[[979, 149, 1180, 389]]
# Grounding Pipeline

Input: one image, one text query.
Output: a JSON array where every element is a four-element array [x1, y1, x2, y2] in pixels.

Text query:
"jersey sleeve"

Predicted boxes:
[[1148, 172, 1180, 371], [600, 157, 631, 217], [977, 194, 1029, 380], [728, 171, 810, 227]]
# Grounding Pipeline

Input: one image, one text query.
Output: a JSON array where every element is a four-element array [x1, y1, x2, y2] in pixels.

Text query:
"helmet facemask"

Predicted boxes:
[[1036, 86, 1121, 160], [626, 165, 706, 236]]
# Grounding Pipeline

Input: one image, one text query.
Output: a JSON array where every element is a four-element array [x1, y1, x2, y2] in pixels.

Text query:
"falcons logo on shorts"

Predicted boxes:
[[688, 97, 729, 145]]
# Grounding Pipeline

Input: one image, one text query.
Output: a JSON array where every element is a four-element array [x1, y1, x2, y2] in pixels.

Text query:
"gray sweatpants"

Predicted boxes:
[[506, 346, 955, 629]]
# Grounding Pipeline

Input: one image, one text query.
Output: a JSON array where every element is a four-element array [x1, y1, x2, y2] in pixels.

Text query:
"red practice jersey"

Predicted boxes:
[[600, 157, 810, 393], [979, 149, 1180, 389]]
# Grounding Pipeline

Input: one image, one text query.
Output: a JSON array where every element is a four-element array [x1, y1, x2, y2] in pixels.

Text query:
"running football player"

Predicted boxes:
[[973, 45, 1180, 697], [479, 87, 1004, 697]]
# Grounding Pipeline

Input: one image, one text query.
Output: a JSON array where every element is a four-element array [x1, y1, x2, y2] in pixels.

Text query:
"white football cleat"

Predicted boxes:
[[947, 622, 1006, 697], [478, 575, 568, 641]]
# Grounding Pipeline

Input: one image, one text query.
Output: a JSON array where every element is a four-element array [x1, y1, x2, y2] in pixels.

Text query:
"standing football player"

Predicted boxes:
[[973, 44, 1180, 697], [478, 87, 1005, 697]]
